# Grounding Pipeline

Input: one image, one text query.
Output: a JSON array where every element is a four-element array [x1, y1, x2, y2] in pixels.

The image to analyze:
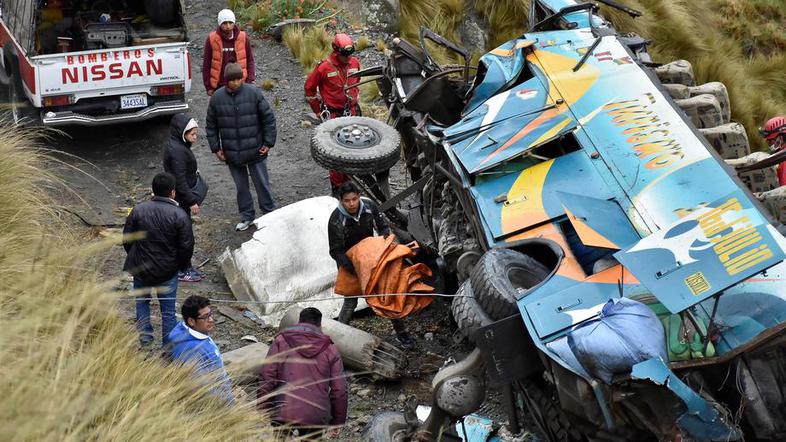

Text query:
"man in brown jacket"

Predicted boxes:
[[258, 308, 347, 438]]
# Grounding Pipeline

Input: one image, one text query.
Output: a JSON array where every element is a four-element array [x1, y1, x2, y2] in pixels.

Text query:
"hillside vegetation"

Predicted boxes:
[[400, 0, 786, 150], [0, 124, 273, 441]]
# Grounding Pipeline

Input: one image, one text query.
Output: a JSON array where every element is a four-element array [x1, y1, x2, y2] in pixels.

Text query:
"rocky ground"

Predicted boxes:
[[37, 0, 529, 439]]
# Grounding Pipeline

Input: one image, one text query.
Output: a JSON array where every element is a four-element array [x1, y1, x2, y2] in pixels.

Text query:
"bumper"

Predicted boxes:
[[41, 100, 188, 127]]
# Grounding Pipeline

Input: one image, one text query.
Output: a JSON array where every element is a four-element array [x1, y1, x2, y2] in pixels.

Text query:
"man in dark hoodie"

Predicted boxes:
[[123, 173, 194, 348], [163, 113, 205, 282], [202, 8, 255, 96], [206, 62, 277, 231], [258, 307, 347, 438]]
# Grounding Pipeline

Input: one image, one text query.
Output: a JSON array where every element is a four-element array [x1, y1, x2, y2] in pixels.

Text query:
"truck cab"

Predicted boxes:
[[0, 0, 191, 125]]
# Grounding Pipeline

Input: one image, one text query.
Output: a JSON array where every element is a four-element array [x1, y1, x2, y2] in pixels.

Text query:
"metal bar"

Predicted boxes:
[[435, 163, 464, 189], [573, 37, 603, 72], [703, 293, 722, 354], [503, 384, 520, 434], [379, 174, 431, 212]]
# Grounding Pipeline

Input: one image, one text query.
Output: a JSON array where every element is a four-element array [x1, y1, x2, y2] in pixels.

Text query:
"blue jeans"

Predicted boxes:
[[228, 158, 275, 221], [134, 275, 178, 347]]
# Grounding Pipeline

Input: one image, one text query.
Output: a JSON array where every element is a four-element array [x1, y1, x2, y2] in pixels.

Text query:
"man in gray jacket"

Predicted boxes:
[[206, 63, 277, 231]]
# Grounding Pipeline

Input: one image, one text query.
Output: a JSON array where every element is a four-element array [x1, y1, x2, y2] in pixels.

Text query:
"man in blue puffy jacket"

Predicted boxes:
[[168, 295, 233, 403]]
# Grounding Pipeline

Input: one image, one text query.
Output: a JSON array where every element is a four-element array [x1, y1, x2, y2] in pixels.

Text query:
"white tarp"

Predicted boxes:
[[219, 196, 366, 325]]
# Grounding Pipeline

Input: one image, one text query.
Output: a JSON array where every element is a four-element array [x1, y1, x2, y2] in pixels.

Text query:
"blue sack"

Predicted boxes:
[[567, 297, 667, 384]]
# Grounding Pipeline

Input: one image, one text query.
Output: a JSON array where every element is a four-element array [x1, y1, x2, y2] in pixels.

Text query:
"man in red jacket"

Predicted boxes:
[[258, 307, 347, 438], [305, 33, 361, 193], [202, 9, 255, 96], [761, 116, 786, 186]]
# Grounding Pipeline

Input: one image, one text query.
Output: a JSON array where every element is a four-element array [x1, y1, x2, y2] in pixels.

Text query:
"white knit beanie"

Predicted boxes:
[[217, 9, 236, 26]]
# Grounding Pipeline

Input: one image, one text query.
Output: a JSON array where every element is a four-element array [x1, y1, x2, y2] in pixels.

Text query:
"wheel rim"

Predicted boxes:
[[335, 124, 379, 149]]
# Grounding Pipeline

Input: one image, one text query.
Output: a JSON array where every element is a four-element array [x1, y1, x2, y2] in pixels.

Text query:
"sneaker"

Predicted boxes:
[[178, 268, 203, 282], [396, 331, 415, 350], [235, 220, 253, 231]]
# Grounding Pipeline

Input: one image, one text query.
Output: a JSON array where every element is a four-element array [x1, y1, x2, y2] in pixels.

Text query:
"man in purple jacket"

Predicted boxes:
[[258, 307, 347, 438]]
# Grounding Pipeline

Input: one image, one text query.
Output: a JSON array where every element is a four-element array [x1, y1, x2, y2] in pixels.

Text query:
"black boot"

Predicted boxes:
[[337, 298, 358, 324], [392, 318, 414, 350]]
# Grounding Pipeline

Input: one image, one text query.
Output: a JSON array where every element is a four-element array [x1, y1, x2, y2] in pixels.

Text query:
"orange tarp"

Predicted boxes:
[[334, 235, 434, 319]]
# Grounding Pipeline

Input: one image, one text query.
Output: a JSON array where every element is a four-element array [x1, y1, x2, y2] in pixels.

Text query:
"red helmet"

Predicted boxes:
[[332, 33, 355, 56], [761, 116, 786, 141]]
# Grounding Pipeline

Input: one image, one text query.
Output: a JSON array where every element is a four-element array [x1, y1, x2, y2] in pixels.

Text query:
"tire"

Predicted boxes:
[[470, 248, 549, 321], [311, 116, 401, 175], [361, 411, 409, 442], [451, 281, 492, 344], [519, 379, 582, 442], [1, 57, 36, 125]]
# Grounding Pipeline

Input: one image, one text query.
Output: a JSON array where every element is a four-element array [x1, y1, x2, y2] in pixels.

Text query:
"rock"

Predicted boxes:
[[459, 10, 489, 54], [398, 394, 406, 402], [300, 120, 313, 129], [361, 0, 399, 34], [357, 388, 372, 398], [217, 305, 246, 322], [222, 342, 271, 383], [424, 332, 434, 341], [240, 335, 258, 343]]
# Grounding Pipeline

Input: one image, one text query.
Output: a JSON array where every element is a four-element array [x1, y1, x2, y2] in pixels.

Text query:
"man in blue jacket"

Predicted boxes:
[[206, 62, 277, 232], [168, 295, 234, 403]]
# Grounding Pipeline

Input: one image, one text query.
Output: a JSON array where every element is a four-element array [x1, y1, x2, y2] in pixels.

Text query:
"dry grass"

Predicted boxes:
[[473, 0, 529, 48], [0, 121, 275, 440], [355, 36, 370, 52], [399, 0, 466, 65], [282, 24, 333, 72], [261, 78, 277, 90]]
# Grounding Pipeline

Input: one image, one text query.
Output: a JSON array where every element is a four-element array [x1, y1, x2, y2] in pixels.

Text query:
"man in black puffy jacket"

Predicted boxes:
[[123, 173, 195, 348], [206, 62, 277, 231]]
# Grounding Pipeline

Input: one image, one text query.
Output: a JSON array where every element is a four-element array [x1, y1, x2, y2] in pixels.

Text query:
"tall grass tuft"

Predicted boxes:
[[473, 0, 529, 48], [0, 121, 275, 440], [282, 25, 333, 72], [399, 0, 466, 65]]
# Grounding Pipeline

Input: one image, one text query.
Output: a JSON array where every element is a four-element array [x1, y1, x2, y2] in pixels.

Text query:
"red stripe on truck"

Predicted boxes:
[[0, 21, 36, 94]]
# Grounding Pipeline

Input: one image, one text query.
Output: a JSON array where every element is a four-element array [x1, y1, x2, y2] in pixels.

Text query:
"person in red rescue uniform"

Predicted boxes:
[[761, 116, 786, 186], [304, 33, 361, 194], [202, 9, 255, 96]]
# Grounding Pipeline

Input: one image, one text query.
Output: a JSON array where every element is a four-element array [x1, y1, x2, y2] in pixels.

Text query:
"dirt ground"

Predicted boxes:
[[35, 0, 529, 439]]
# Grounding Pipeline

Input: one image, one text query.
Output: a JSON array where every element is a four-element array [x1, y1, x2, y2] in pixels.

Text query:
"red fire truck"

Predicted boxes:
[[0, 0, 191, 125]]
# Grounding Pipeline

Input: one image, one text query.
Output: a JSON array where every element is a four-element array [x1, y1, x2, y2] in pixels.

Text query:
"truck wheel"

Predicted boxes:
[[1, 57, 35, 125], [519, 379, 582, 442], [144, 0, 177, 25], [451, 281, 492, 344], [470, 248, 549, 321], [311, 116, 401, 175], [361, 411, 409, 442]]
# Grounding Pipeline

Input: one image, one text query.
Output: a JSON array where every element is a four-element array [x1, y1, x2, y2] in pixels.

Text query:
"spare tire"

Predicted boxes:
[[311, 116, 401, 175], [451, 281, 492, 344], [361, 411, 409, 442], [470, 249, 549, 320]]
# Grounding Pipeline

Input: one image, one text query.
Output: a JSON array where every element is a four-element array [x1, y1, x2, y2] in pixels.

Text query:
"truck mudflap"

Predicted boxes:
[[40, 100, 188, 126], [614, 189, 786, 314], [631, 358, 742, 441]]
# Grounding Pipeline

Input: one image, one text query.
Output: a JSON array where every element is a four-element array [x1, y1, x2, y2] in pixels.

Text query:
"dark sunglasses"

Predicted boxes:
[[338, 46, 355, 56]]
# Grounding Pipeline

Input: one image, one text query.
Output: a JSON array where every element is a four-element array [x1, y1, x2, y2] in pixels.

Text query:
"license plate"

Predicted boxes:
[[120, 94, 148, 109]]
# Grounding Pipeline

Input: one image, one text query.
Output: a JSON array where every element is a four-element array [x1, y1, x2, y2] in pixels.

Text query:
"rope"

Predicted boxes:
[[117, 292, 469, 304]]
